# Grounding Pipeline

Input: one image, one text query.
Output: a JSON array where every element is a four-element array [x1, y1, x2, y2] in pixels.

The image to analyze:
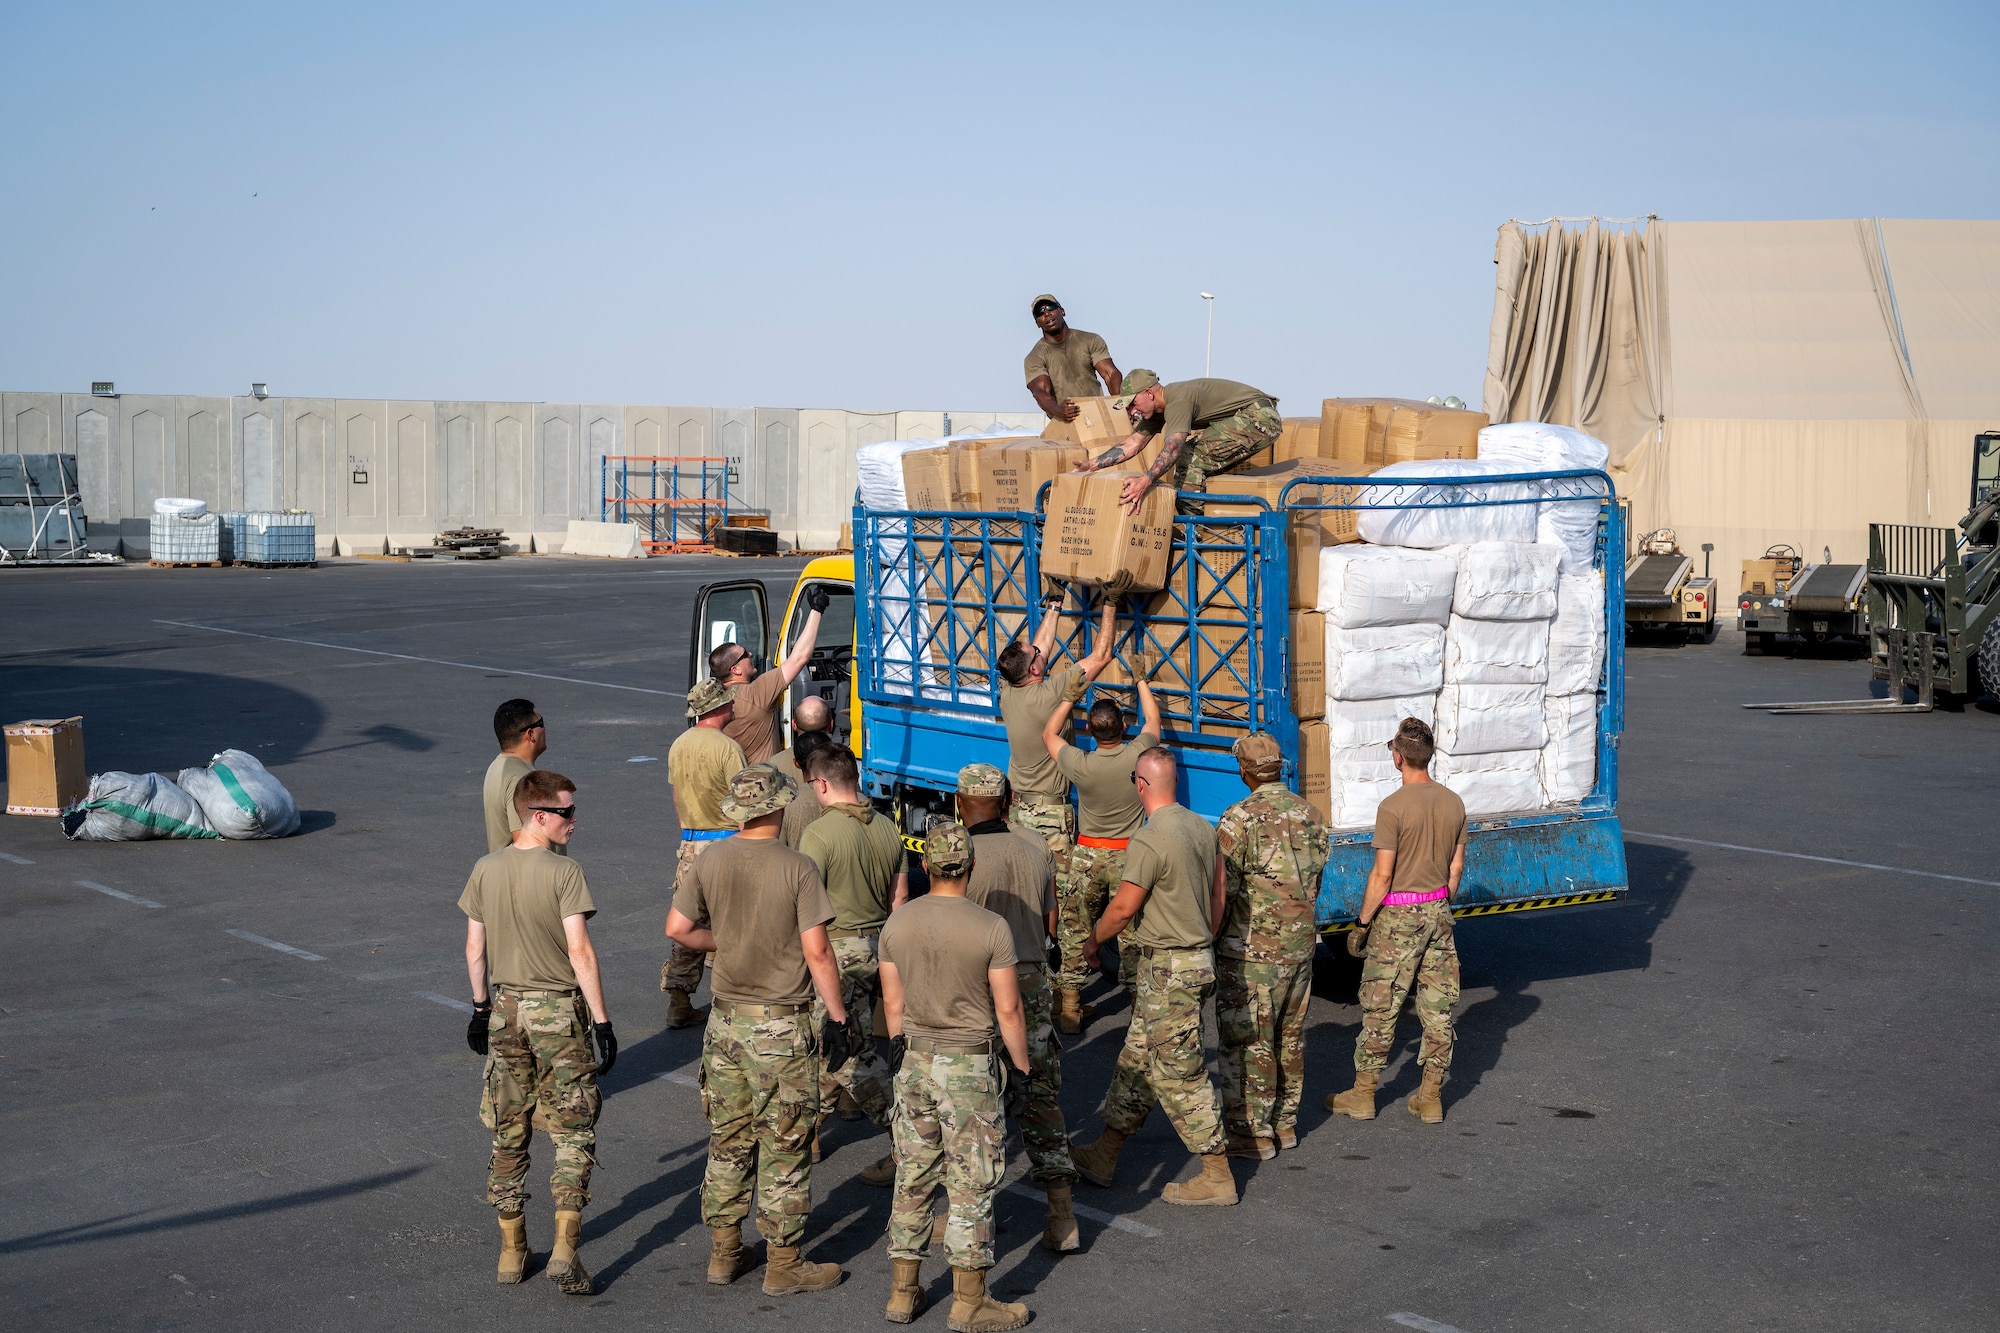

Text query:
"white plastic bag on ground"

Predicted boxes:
[[1316, 545, 1457, 628], [857, 440, 948, 511], [63, 771, 218, 841], [1328, 748, 1402, 830], [1443, 614, 1551, 685], [1452, 541, 1561, 620], [1540, 692, 1598, 805], [1547, 570, 1607, 695], [1354, 459, 1541, 548], [1325, 624, 1445, 700], [1434, 682, 1547, 755], [1435, 749, 1544, 817], [178, 749, 301, 839], [1473, 422, 1610, 473], [1323, 693, 1437, 751]]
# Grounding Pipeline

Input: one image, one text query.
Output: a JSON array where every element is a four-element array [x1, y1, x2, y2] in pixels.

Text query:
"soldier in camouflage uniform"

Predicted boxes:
[[1076, 370, 1283, 515], [662, 678, 748, 1027], [1214, 733, 1331, 1158], [878, 822, 1034, 1331], [666, 764, 853, 1296]]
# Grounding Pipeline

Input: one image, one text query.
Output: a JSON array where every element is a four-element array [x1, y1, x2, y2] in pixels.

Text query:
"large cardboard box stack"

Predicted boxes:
[[900, 447, 951, 510], [1272, 417, 1325, 463], [5, 716, 86, 816], [1321, 398, 1486, 467], [977, 440, 1087, 514], [1042, 471, 1176, 591], [947, 437, 1017, 510]]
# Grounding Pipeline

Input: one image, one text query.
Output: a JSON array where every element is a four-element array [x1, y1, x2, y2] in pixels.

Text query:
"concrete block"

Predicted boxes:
[[667, 405, 715, 459], [283, 399, 338, 525], [437, 402, 484, 527], [944, 410, 1048, 436], [714, 406, 754, 515], [488, 404, 532, 522], [624, 405, 672, 459], [797, 410, 854, 550], [895, 411, 946, 441], [337, 401, 388, 524], [339, 534, 387, 556], [4, 393, 62, 456], [531, 531, 567, 554], [583, 406, 623, 521], [533, 405, 581, 523], [235, 397, 283, 511], [177, 397, 233, 510], [562, 519, 644, 559], [752, 408, 799, 542], [386, 401, 436, 531]]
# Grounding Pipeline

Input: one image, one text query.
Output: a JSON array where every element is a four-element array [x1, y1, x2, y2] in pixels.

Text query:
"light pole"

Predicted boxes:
[[1200, 293, 1215, 376]]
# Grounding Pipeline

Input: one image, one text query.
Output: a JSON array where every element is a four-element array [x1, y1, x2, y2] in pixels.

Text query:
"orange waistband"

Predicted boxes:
[[1077, 835, 1130, 850]]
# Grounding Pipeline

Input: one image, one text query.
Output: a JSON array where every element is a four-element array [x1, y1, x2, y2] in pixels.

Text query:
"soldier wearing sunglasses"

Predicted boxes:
[[711, 584, 831, 763], [484, 698, 561, 856]]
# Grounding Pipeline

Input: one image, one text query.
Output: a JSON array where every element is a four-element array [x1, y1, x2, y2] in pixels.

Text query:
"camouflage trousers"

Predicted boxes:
[[1176, 401, 1283, 514], [1217, 956, 1313, 1140], [1101, 946, 1225, 1155], [1354, 901, 1460, 1074], [1059, 840, 1125, 991], [661, 837, 721, 994], [1012, 796, 1075, 946], [810, 932, 893, 1128], [481, 988, 600, 1213], [1017, 968, 1077, 1184], [699, 1006, 821, 1245], [887, 1047, 1005, 1270]]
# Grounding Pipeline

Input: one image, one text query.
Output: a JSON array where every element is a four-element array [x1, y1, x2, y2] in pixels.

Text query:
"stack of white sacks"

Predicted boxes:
[[1315, 421, 1611, 826]]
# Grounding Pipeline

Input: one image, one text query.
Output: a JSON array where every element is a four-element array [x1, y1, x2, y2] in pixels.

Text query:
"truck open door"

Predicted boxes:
[[688, 580, 768, 693], [778, 573, 857, 746]]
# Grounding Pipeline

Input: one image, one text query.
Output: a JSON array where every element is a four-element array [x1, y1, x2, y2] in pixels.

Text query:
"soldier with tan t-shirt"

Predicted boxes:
[[1024, 293, 1124, 422], [662, 679, 749, 1029], [483, 697, 564, 856], [710, 585, 829, 763]]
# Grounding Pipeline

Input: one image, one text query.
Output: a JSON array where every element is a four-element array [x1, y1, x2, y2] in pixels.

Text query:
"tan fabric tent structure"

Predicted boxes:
[[1483, 217, 2000, 590]]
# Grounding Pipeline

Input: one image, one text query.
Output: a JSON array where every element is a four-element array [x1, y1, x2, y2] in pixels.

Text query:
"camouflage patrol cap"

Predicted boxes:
[[720, 762, 797, 823], [1114, 368, 1161, 414], [1232, 732, 1284, 780], [685, 678, 738, 719], [1031, 293, 1062, 316], [922, 820, 976, 878], [957, 763, 1007, 797]]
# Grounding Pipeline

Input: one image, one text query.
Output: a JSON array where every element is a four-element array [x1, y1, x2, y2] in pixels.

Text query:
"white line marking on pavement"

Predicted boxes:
[[627, 755, 660, 763], [414, 992, 475, 1014], [0, 851, 35, 865], [654, 1067, 702, 1089], [154, 620, 687, 700], [1387, 1315, 1475, 1333], [1627, 831, 2000, 888], [1000, 1180, 1163, 1238], [76, 880, 165, 909], [226, 929, 327, 961]]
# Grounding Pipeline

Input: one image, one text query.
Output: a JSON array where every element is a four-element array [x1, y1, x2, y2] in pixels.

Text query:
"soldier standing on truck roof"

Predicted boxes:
[[1041, 673, 1161, 1028], [1326, 717, 1465, 1126], [1215, 732, 1331, 1160], [1074, 370, 1282, 516], [661, 679, 749, 1030], [665, 763, 854, 1296], [995, 598, 1119, 992], [795, 743, 906, 1184], [955, 762, 1080, 1254], [1071, 747, 1239, 1206], [461, 768, 616, 1296], [712, 584, 829, 764], [1025, 293, 1124, 423], [484, 698, 564, 857]]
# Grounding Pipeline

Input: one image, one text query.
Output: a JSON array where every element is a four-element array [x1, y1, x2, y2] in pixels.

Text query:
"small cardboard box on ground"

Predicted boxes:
[[1321, 398, 1486, 467], [1043, 471, 1176, 592], [5, 716, 86, 816]]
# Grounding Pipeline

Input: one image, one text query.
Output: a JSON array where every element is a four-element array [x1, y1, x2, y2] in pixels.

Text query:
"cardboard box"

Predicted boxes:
[[980, 440, 1086, 514], [1043, 470, 1177, 591], [900, 447, 952, 510], [1272, 417, 1325, 463], [5, 716, 85, 816], [1297, 721, 1331, 822], [1067, 396, 1138, 452], [948, 437, 1018, 510], [1291, 612, 1325, 720], [1382, 402, 1485, 463]]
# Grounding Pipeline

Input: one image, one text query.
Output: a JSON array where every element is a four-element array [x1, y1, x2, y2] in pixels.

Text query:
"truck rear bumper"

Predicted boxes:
[[1314, 809, 1629, 926]]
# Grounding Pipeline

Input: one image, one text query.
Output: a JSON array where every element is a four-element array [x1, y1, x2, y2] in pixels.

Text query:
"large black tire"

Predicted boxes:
[[1976, 617, 2000, 702]]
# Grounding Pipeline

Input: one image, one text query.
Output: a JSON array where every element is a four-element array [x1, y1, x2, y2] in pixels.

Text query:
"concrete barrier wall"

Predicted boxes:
[[5, 392, 1054, 557]]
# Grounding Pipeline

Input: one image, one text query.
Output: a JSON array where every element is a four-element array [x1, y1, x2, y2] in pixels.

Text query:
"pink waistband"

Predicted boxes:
[[1383, 886, 1450, 906]]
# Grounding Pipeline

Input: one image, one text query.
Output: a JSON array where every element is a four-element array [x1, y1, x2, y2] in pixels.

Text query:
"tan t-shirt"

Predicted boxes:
[[878, 894, 1017, 1043], [1024, 327, 1112, 402], [1159, 378, 1277, 439], [1374, 781, 1466, 895], [458, 846, 595, 991], [998, 665, 1084, 800], [1122, 802, 1220, 950], [966, 828, 1057, 967], [484, 754, 569, 858], [669, 725, 747, 831], [798, 802, 905, 933], [672, 836, 835, 1006], [1056, 732, 1161, 839], [723, 669, 789, 764]]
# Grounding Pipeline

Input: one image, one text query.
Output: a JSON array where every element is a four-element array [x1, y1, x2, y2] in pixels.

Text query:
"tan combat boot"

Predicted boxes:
[[546, 1210, 593, 1295], [885, 1255, 927, 1324], [1327, 1069, 1378, 1120], [861, 1151, 898, 1187], [947, 1265, 1028, 1332], [496, 1211, 528, 1285], [1408, 1066, 1446, 1124], [1225, 1131, 1276, 1161], [762, 1243, 842, 1295], [836, 1086, 865, 1122], [1069, 1127, 1126, 1188], [1055, 988, 1091, 1035], [706, 1223, 753, 1285], [1275, 1125, 1298, 1150], [1041, 1180, 1080, 1253], [664, 989, 705, 1030], [1161, 1152, 1238, 1207]]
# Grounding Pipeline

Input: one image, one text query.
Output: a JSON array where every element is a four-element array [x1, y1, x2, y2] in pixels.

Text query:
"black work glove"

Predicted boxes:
[[1001, 1059, 1032, 1121], [821, 1015, 853, 1074], [1346, 921, 1371, 958], [467, 1001, 492, 1055], [806, 583, 830, 614], [591, 1020, 618, 1077], [887, 1034, 908, 1076]]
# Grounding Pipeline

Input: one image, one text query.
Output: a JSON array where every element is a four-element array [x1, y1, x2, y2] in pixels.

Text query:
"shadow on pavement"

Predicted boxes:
[[0, 664, 328, 774]]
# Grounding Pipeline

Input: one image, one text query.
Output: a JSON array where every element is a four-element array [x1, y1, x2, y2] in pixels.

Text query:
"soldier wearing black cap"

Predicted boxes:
[[1025, 294, 1123, 422]]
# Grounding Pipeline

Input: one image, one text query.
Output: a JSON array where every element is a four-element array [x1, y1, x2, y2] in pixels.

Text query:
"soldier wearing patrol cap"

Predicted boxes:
[[661, 678, 749, 1028], [878, 820, 1034, 1331], [1025, 294, 1123, 422], [1215, 732, 1331, 1159], [1072, 369, 1283, 516], [666, 763, 855, 1296]]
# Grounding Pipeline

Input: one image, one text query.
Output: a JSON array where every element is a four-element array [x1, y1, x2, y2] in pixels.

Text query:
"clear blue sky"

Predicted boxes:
[[4, 1, 1994, 413]]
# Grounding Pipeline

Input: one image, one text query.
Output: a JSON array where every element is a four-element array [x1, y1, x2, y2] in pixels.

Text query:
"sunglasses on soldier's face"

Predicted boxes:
[[531, 805, 577, 821]]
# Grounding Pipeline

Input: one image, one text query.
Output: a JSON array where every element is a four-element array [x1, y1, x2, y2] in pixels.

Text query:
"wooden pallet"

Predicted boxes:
[[236, 560, 318, 570], [391, 545, 499, 560], [148, 559, 225, 568]]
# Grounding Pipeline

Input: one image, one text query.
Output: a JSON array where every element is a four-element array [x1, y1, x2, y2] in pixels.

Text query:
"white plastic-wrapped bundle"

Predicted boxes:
[[1323, 693, 1436, 751], [1328, 748, 1402, 830], [1325, 624, 1445, 700], [1475, 422, 1612, 573], [178, 749, 301, 839], [857, 440, 947, 511], [62, 771, 219, 841], [153, 497, 207, 517], [1434, 749, 1544, 817], [1315, 545, 1457, 628], [1540, 692, 1598, 805], [1434, 682, 1546, 755], [1353, 459, 1541, 548], [1546, 569, 1607, 695], [1452, 541, 1561, 620], [1443, 615, 1550, 685]]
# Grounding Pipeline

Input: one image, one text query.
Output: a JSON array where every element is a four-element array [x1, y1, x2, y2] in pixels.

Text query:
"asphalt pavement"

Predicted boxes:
[[0, 555, 1994, 1332]]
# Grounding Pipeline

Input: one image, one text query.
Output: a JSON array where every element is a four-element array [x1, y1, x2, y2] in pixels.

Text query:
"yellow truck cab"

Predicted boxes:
[[690, 556, 861, 755]]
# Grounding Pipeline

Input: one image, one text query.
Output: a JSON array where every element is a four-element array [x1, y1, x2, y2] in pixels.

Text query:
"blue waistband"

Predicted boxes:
[[682, 828, 733, 841]]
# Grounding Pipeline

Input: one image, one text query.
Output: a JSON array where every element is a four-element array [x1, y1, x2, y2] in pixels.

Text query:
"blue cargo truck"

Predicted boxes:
[[691, 469, 1627, 932]]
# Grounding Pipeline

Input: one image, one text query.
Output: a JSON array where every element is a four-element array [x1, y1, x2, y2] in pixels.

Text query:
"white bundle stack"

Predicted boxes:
[[1353, 459, 1541, 548], [1540, 692, 1598, 805], [857, 440, 944, 511], [1431, 541, 1560, 817], [856, 440, 945, 696], [1540, 568, 1607, 804], [1433, 750, 1543, 817], [1316, 545, 1457, 628], [1434, 683, 1546, 755], [1323, 694, 1437, 828], [1474, 422, 1612, 572], [1325, 624, 1445, 700]]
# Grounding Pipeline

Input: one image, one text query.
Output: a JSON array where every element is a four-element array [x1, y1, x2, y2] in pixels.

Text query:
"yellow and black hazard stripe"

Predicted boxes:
[[1320, 889, 1621, 932]]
